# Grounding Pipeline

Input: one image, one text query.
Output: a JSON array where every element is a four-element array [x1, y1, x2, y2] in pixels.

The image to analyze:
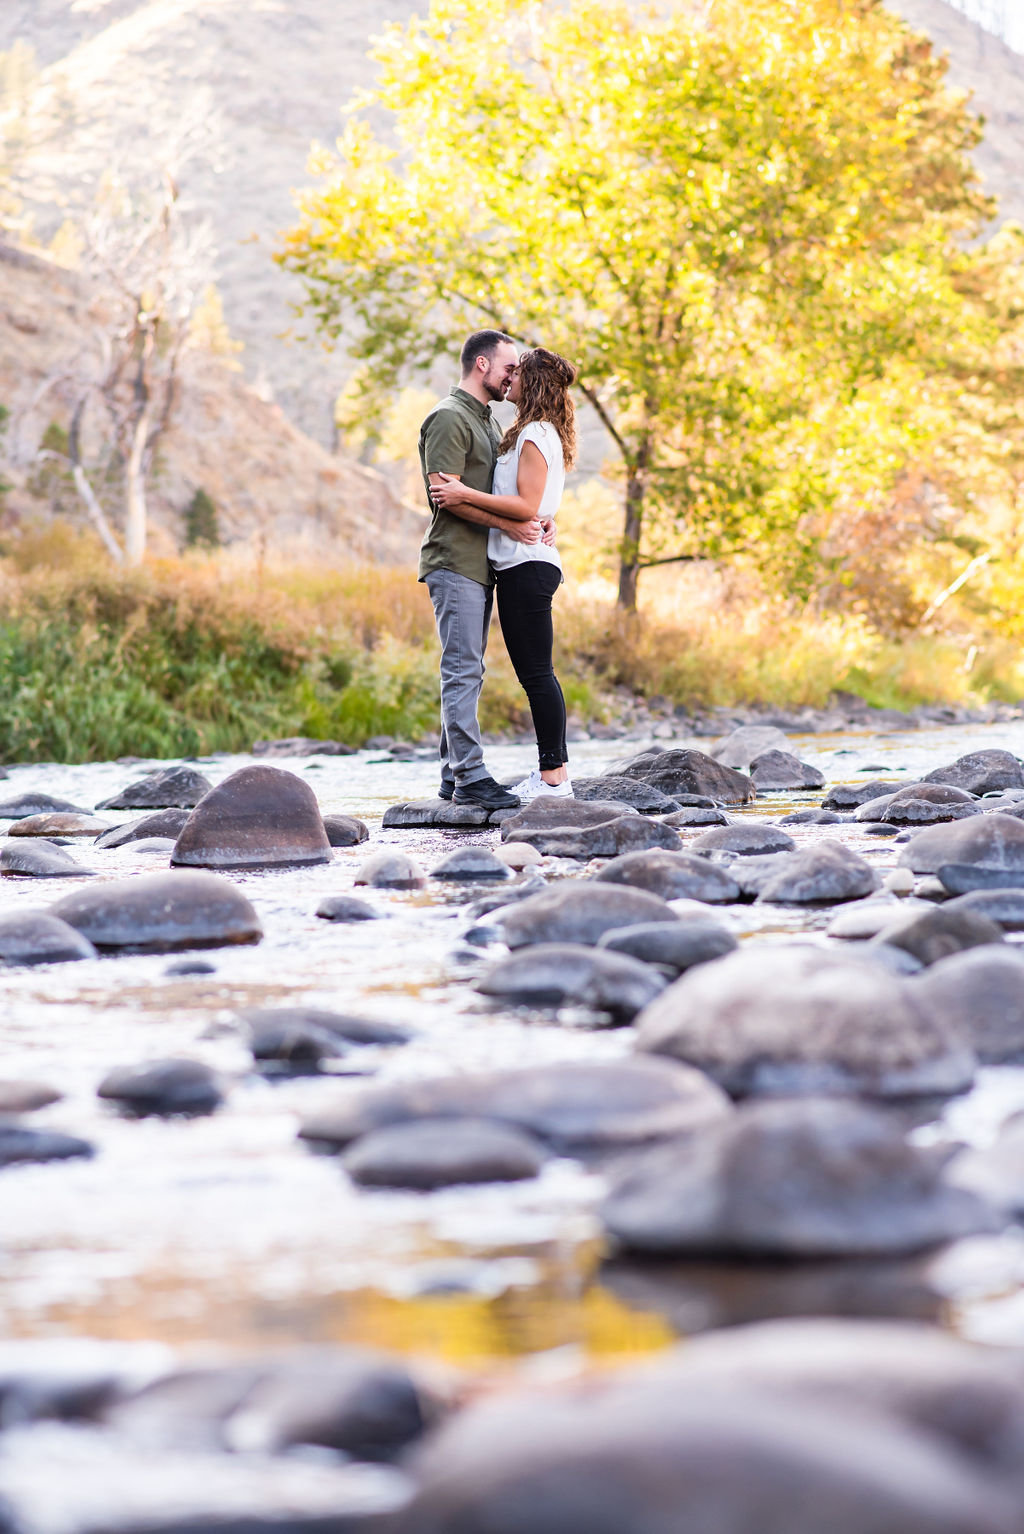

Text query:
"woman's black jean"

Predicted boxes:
[[495, 559, 567, 771]]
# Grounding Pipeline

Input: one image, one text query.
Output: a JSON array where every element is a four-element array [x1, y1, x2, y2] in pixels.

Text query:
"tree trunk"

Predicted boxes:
[[68, 396, 124, 563], [617, 449, 649, 611], [124, 404, 150, 564]]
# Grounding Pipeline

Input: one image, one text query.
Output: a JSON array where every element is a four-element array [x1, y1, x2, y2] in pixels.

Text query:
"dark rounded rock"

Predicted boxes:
[[475, 943, 667, 1022], [911, 947, 1024, 1063], [852, 785, 970, 823], [0, 792, 89, 820], [601, 1097, 999, 1257], [500, 798, 638, 839], [757, 844, 879, 905], [300, 1057, 731, 1154], [8, 813, 113, 838], [822, 780, 903, 810], [97, 1058, 223, 1117], [500, 883, 679, 948], [94, 809, 192, 849], [923, 749, 1024, 797], [97, 766, 214, 812], [690, 823, 795, 856], [635, 945, 974, 1098], [355, 850, 427, 889], [505, 815, 683, 861], [50, 871, 262, 951], [171, 765, 331, 870], [941, 888, 1024, 928], [778, 808, 845, 826], [749, 750, 826, 791], [1, 840, 96, 878], [164, 958, 216, 976], [343, 1117, 546, 1189], [0, 1124, 93, 1166], [383, 798, 494, 828], [239, 1006, 413, 1049], [429, 847, 511, 881], [897, 814, 1024, 875], [597, 919, 737, 974], [0, 910, 98, 965], [0, 1079, 62, 1112], [660, 805, 730, 827], [594, 849, 740, 904], [935, 863, 1024, 895], [628, 749, 756, 805], [873, 905, 1005, 967], [882, 800, 982, 827], [322, 813, 369, 847], [316, 894, 382, 922], [571, 776, 680, 813]]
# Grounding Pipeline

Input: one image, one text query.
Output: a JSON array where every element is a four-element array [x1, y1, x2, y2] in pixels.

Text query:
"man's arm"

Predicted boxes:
[[427, 474, 541, 543]]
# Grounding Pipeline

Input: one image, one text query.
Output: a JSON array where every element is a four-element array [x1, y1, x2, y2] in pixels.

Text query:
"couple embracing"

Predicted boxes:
[[418, 329, 576, 811]]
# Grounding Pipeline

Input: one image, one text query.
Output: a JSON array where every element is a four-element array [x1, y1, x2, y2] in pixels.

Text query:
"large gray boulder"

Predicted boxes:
[[299, 1057, 731, 1155], [897, 814, 1024, 875], [911, 947, 1024, 1063], [625, 749, 756, 805], [756, 843, 879, 904], [503, 816, 682, 860], [97, 765, 213, 811], [571, 776, 680, 813], [923, 749, 1024, 797], [635, 946, 974, 1098], [171, 765, 331, 870], [749, 750, 826, 791], [499, 883, 678, 948], [50, 871, 262, 952], [594, 849, 740, 903], [601, 1097, 999, 1257], [475, 943, 667, 1022]]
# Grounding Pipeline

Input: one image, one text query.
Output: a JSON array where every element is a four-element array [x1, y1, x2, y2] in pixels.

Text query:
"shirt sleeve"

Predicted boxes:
[[520, 421, 559, 469], [422, 410, 471, 476]]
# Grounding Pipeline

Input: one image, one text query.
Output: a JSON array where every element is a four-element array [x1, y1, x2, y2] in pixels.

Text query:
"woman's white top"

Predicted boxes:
[[487, 420, 564, 573]]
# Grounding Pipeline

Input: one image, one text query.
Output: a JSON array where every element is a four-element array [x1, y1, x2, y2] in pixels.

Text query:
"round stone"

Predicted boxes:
[[0, 910, 98, 965], [97, 1058, 223, 1117], [475, 943, 667, 1022], [355, 851, 427, 890], [316, 894, 382, 922], [429, 848, 511, 881], [97, 765, 214, 811], [171, 765, 332, 870], [690, 824, 796, 856], [342, 1117, 546, 1189], [1, 841, 95, 878], [95, 809, 192, 849], [323, 814, 369, 847], [8, 813, 113, 838], [597, 920, 737, 974], [50, 871, 262, 951], [500, 883, 680, 948], [595, 850, 740, 903]]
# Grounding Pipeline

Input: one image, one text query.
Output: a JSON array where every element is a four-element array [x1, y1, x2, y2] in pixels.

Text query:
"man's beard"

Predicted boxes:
[[481, 373, 507, 402]]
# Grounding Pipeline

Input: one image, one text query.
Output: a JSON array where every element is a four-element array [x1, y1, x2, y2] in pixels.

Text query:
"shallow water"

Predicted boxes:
[[3, 722, 1024, 1365]]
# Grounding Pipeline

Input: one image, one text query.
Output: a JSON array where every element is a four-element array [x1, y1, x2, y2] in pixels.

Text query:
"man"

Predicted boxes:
[[418, 329, 544, 809]]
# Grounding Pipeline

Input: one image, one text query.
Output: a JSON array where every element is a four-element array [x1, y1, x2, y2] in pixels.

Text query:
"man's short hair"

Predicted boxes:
[[461, 329, 514, 374]]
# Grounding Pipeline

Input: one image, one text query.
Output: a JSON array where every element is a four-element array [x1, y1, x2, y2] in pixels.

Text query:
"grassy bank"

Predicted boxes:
[[0, 536, 1019, 764]]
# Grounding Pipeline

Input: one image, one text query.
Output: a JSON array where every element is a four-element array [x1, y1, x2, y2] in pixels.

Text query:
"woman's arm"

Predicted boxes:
[[431, 440, 549, 521], [427, 473, 541, 543]]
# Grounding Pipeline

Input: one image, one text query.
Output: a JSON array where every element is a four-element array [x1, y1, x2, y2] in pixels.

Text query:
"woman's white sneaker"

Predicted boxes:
[[510, 771, 573, 802]]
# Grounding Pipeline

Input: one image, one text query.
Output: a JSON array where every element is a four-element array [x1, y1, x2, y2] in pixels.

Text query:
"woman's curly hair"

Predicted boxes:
[[498, 347, 578, 469]]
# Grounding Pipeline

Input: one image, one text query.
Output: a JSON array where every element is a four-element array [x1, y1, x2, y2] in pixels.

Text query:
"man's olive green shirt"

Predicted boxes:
[[418, 387, 499, 587]]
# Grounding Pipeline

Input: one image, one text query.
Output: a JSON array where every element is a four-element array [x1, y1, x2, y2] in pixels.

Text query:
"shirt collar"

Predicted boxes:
[[451, 386, 491, 420]]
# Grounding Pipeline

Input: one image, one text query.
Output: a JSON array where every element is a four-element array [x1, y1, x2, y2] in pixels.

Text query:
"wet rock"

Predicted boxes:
[[50, 871, 262, 951], [851, 784, 967, 822], [0, 1125, 93, 1166], [897, 813, 1024, 875], [635, 945, 972, 1098], [749, 750, 826, 791], [429, 847, 511, 881], [690, 823, 795, 856], [827, 898, 927, 940], [252, 736, 356, 757], [0, 792, 89, 820], [660, 805, 730, 827], [239, 1007, 412, 1049], [354, 850, 427, 890], [391, 1371, 1014, 1534], [757, 843, 879, 905], [499, 797, 637, 837], [598, 919, 737, 974], [476, 943, 667, 1022], [935, 862, 1024, 895], [1, 841, 95, 878], [492, 841, 542, 869], [626, 749, 756, 805], [300, 1057, 731, 1154], [94, 810, 192, 849], [942, 888, 1024, 929], [595, 849, 741, 903], [506, 815, 683, 861], [125, 837, 176, 856], [0, 1079, 62, 1112], [571, 776, 680, 813], [821, 780, 902, 810], [710, 724, 790, 768], [97, 1059, 223, 1117], [463, 876, 547, 920], [601, 1097, 998, 1256], [0, 910, 98, 965], [164, 959, 216, 976], [382, 798, 493, 828], [8, 813, 113, 838], [923, 749, 1024, 797], [873, 905, 1005, 967], [323, 814, 369, 847], [316, 894, 382, 922], [171, 765, 331, 870], [778, 807, 845, 825], [97, 766, 214, 812], [500, 883, 679, 948], [343, 1117, 546, 1189], [882, 800, 982, 827], [912, 948, 1024, 1063]]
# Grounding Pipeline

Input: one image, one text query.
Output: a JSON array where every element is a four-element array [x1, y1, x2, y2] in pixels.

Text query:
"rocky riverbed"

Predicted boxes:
[[4, 720, 1024, 1531]]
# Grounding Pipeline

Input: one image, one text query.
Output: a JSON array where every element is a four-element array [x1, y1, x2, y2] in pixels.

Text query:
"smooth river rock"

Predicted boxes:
[[97, 765, 214, 811], [500, 798, 637, 838], [429, 847, 510, 881], [239, 1006, 413, 1049], [0, 910, 98, 966], [882, 799, 982, 827], [315, 894, 382, 922], [1, 841, 95, 878], [94, 810, 192, 849], [382, 798, 493, 829], [50, 871, 262, 951], [778, 807, 846, 826], [504, 815, 682, 861], [0, 1124, 94, 1166], [597, 919, 737, 974], [756, 843, 879, 905], [97, 1059, 223, 1117], [690, 823, 795, 857], [935, 863, 1024, 895], [821, 779, 903, 810], [660, 805, 730, 827], [941, 888, 1024, 929], [499, 883, 679, 948], [342, 1117, 546, 1189], [635, 945, 975, 1098], [0, 792, 89, 819], [627, 749, 756, 805], [171, 765, 331, 870], [911, 948, 1024, 1063], [300, 1057, 731, 1155], [8, 813, 113, 838], [872, 905, 1005, 967], [354, 850, 427, 890], [601, 1097, 999, 1257], [322, 814, 369, 847], [749, 750, 826, 791], [475, 943, 667, 1022], [0, 1079, 62, 1112], [923, 749, 1024, 797], [570, 776, 680, 813], [594, 849, 741, 904], [897, 814, 1024, 875]]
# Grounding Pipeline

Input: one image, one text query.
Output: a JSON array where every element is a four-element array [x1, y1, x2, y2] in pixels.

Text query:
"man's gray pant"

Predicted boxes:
[[425, 568, 493, 791]]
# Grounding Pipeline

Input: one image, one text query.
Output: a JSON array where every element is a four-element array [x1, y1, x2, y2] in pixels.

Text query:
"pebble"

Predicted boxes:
[[0, 793, 90, 819], [690, 823, 796, 856], [8, 813, 113, 838], [238, 1006, 413, 1048], [660, 805, 730, 827], [492, 842, 542, 869], [0, 1124, 94, 1166], [0, 1079, 62, 1112]]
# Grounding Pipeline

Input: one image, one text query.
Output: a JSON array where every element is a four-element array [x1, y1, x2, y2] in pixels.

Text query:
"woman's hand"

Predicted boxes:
[[506, 518, 542, 544], [430, 472, 468, 509]]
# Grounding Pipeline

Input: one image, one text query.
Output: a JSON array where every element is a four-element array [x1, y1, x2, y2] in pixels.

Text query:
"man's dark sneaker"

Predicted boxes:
[[438, 782, 454, 801], [453, 776, 521, 810]]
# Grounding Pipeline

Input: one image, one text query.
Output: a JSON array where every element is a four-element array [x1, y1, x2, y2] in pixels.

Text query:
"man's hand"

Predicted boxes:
[[540, 518, 557, 548], [505, 518, 543, 545]]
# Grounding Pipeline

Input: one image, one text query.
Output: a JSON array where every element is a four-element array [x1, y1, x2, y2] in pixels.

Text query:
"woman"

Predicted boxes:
[[432, 347, 576, 802]]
